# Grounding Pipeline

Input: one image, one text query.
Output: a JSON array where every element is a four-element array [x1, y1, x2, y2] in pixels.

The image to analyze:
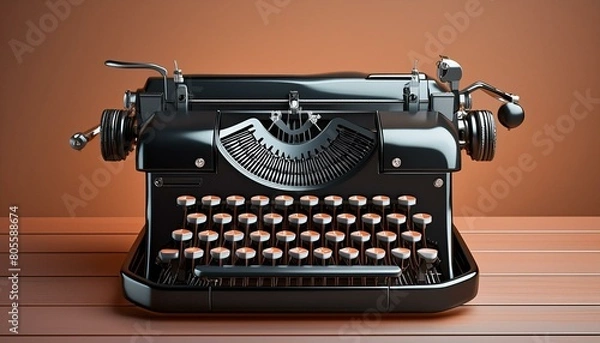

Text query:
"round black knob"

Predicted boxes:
[[498, 103, 525, 129]]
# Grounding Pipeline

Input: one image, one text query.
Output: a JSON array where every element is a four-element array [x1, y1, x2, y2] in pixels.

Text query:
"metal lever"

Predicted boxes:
[[70, 125, 100, 151], [104, 60, 169, 101], [460, 81, 520, 104]]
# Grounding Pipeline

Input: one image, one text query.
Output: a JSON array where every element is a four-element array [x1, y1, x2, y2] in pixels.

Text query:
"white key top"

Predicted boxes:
[[362, 213, 381, 225], [413, 213, 433, 225], [262, 247, 283, 260], [289, 247, 309, 260], [313, 213, 332, 225], [325, 230, 345, 243], [398, 195, 417, 206], [264, 213, 283, 225], [224, 230, 244, 242], [348, 195, 367, 207], [184, 247, 204, 259], [210, 247, 230, 260], [172, 229, 193, 242], [391, 247, 411, 260], [377, 230, 397, 243], [276, 230, 296, 243], [324, 195, 343, 207], [176, 195, 196, 207], [339, 247, 359, 260], [300, 230, 320, 243], [314, 247, 333, 260], [251, 195, 270, 206], [372, 195, 390, 207], [202, 195, 221, 207], [158, 248, 179, 261], [226, 195, 245, 206], [337, 213, 356, 225], [418, 248, 438, 263], [300, 195, 319, 206], [366, 247, 386, 260], [350, 230, 371, 243], [274, 195, 294, 206], [401, 230, 422, 243], [238, 213, 258, 225], [288, 213, 308, 225], [213, 213, 232, 224], [198, 230, 219, 242], [236, 247, 256, 260], [187, 213, 207, 225], [250, 230, 270, 243], [387, 213, 406, 225]]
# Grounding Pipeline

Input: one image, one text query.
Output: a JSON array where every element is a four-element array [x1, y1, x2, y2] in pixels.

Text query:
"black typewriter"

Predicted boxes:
[[70, 56, 524, 313]]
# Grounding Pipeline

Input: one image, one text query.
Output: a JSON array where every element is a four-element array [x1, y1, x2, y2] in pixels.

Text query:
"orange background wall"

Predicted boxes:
[[1, 0, 599, 217]]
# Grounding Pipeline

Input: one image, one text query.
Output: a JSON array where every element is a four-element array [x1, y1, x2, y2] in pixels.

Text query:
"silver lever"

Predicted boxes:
[[460, 81, 520, 104], [70, 125, 100, 151], [104, 60, 169, 101]]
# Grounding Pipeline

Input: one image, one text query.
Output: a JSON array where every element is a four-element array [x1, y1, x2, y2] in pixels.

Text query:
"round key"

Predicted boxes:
[[275, 195, 294, 207], [314, 247, 333, 260], [262, 247, 283, 260], [377, 231, 397, 243], [184, 247, 204, 259], [362, 213, 381, 225], [172, 229, 193, 242], [276, 230, 296, 243], [177, 195, 196, 207], [326, 230, 345, 243], [324, 195, 343, 207], [418, 248, 438, 263], [387, 213, 406, 225], [251, 195, 270, 206], [372, 195, 390, 207], [158, 248, 179, 261], [264, 213, 283, 225], [337, 213, 356, 225], [289, 247, 309, 260], [366, 247, 386, 261], [210, 247, 230, 260], [300, 195, 319, 207], [351, 230, 371, 242], [348, 195, 367, 207], [235, 247, 256, 260], [398, 195, 417, 206], [401, 230, 422, 243], [250, 230, 270, 242], [392, 247, 411, 260], [226, 195, 245, 206], [313, 213, 332, 225], [289, 213, 308, 225], [187, 213, 207, 225], [300, 230, 320, 242], [202, 195, 221, 207], [238, 213, 257, 225], [339, 247, 359, 260], [198, 230, 219, 242], [413, 213, 432, 225], [224, 230, 244, 242], [213, 213, 232, 224]]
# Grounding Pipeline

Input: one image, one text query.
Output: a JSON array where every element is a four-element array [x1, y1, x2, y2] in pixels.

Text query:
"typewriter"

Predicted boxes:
[[70, 56, 524, 313]]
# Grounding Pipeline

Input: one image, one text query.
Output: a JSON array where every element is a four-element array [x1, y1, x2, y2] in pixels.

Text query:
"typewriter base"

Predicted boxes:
[[121, 226, 478, 313]]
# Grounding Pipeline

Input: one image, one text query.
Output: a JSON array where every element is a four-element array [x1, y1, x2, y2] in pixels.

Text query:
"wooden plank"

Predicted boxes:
[[2, 275, 599, 307], [455, 217, 600, 232], [1, 306, 599, 335], [0, 234, 138, 253], [0, 253, 124, 277], [0, 217, 145, 234]]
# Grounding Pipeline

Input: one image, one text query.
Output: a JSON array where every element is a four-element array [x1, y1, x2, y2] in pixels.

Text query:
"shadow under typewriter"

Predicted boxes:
[[121, 225, 478, 313]]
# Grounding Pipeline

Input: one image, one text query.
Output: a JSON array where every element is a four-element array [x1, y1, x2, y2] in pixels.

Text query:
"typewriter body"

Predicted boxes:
[[70, 57, 524, 313]]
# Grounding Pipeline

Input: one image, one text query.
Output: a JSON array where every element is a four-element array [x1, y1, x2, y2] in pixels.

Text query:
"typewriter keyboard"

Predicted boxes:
[[154, 194, 441, 287]]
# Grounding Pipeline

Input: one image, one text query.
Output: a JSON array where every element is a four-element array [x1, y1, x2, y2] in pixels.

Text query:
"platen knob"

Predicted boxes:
[[498, 102, 525, 129]]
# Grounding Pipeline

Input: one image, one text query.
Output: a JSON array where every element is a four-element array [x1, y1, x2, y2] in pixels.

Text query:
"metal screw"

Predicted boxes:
[[391, 158, 402, 168], [154, 177, 163, 187], [433, 178, 444, 188], [195, 158, 205, 168]]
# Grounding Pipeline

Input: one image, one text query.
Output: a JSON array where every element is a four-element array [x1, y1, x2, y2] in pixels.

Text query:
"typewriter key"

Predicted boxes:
[[337, 213, 356, 247], [250, 230, 270, 264], [275, 195, 294, 228], [362, 213, 381, 241], [172, 229, 193, 269], [350, 230, 371, 265], [184, 247, 204, 284], [349, 195, 367, 228], [391, 247, 411, 285], [412, 213, 432, 248], [202, 195, 222, 230], [238, 213, 258, 246], [372, 195, 390, 228], [417, 248, 440, 284], [401, 230, 422, 268], [339, 247, 360, 285], [289, 213, 308, 246], [213, 213, 233, 246], [264, 212, 283, 246], [300, 195, 319, 230], [398, 195, 417, 230], [210, 247, 231, 267], [262, 247, 283, 286], [235, 247, 256, 286], [176, 195, 196, 228], [387, 213, 407, 237], [224, 230, 245, 264], [366, 247, 386, 264], [376, 231, 397, 265], [313, 213, 332, 247], [289, 247, 309, 285], [276, 230, 296, 264], [157, 248, 179, 284], [198, 230, 219, 265], [226, 195, 245, 227], [325, 230, 345, 265], [187, 213, 207, 247], [300, 230, 320, 264], [251, 195, 270, 229]]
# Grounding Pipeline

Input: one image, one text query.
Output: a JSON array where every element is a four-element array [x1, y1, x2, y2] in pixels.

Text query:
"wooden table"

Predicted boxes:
[[1, 217, 599, 342]]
